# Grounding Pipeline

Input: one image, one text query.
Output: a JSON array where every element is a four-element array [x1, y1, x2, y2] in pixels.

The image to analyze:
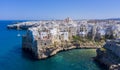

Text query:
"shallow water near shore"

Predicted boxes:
[[0, 20, 105, 70]]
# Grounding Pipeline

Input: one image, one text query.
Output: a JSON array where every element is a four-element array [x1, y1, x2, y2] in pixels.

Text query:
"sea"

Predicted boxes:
[[0, 20, 105, 70]]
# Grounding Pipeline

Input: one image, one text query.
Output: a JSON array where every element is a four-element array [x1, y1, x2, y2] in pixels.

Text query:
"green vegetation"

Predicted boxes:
[[72, 36, 81, 41], [100, 47, 106, 52], [72, 35, 105, 46]]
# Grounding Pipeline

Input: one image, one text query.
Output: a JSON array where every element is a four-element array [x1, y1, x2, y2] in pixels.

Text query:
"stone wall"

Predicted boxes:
[[37, 39, 52, 48]]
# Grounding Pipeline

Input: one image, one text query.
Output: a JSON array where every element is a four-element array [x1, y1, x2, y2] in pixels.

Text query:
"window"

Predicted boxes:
[[110, 44, 111, 46], [44, 43, 46, 45]]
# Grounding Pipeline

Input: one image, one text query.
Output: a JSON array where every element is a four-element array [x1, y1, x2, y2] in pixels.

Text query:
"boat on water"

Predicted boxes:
[[17, 34, 21, 37]]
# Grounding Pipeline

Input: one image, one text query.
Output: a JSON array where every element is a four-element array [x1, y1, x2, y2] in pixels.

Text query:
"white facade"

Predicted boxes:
[[40, 32, 48, 40], [50, 28, 57, 35], [59, 32, 69, 41], [98, 29, 106, 36], [24, 18, 120, 47], [64, 32, 69, 41], [79, 32, 86, 37]]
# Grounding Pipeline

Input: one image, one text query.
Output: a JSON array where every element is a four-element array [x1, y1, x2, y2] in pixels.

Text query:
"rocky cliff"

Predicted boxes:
[[23, 43, 101, 60], [95, 48, 120, 70]]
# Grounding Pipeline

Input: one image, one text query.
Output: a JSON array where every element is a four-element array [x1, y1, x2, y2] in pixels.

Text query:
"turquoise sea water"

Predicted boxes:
[[0, 20, 105, 70]]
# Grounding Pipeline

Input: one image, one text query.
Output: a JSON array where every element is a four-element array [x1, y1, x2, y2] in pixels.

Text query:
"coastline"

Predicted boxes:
[[22, 44, 101, 60], [1, 20, 106, 70], [7, 19, 120, 70]]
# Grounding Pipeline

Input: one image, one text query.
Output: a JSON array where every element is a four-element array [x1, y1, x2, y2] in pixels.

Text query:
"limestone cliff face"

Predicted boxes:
[[22, 30, 103, 60], [95, 39, 120, 70], [95, 47, 120, 70], [32, 45, 100, 60], [22, 37, 100, 60]]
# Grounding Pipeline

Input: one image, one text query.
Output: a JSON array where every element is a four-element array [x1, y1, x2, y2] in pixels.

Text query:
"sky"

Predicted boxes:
[[0, 0, 120, 20]]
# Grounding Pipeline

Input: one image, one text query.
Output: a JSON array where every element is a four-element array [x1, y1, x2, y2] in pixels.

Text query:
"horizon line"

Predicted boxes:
[[0, 17, 120, 21]]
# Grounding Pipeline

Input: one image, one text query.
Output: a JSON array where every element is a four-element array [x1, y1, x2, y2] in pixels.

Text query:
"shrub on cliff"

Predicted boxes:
[[100, 47, 106, 52]]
